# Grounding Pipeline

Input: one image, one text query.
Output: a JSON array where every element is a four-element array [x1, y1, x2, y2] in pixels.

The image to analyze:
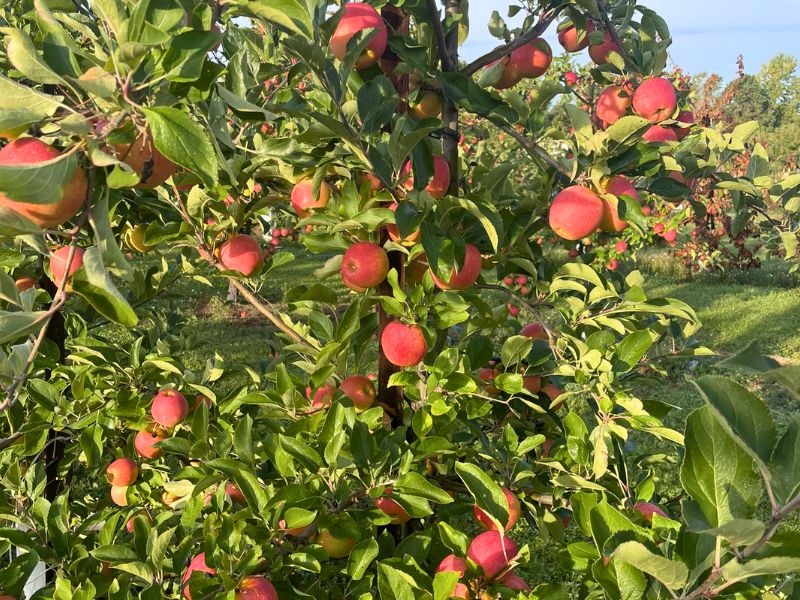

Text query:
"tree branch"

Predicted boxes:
[[426, 0, 455, 71], [595, 0, 629, 67], [496, 122, 572, 182], [461, 6, 564, 76]]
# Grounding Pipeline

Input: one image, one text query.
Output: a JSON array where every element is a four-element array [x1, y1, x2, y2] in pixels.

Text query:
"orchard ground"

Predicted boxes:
[[97, 245, 800, 590]]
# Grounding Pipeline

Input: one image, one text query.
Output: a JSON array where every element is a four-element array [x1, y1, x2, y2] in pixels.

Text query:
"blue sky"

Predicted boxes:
[[461, 0, 800, 80]]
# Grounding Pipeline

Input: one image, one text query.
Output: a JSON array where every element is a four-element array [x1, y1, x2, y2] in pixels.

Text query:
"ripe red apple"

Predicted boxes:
[[110, 485, 128, 507], [340, 241, 390, 291], [520, 322, 547, 340], [557, 20, 595, 52], [514, 275, 527, 286], [236, 576, 278, 600], [316, 530, 357, 558], [502, 275, 514, 286], [588, 31, 620, 64], [663, 229, 677, 242], [151, 389, 189, 428], [633, 501, 668, 522], [339, 374, 376, 411], [507, 304, 519, 317], [409, 91, 443, 120], [290, 179, 332, 216], [436, 555, 469, 599], [357, 172, 384, 192], [401, 155, 450, 199], [549, 186, 604, 240], [643, 125, 678, 143], [541, 382, 564, 409], [523, 375, 541, 394], [607, 259, 619, 271], [126, 512, 151, 533], [375, 487, 411, 524], [112, 128, 177, 188], [429, 244, 481, 290], [653, 222, 665, 234], [381, 321, 427, 367], [632, 77, 677, 122], [307, 383, 336, 410], [386, 202, 420, 244], [49, 246, 85, 286], [674, 110, 695, 140], [329, 2, 387, 70], [14, 276, 39, 292], [467, 530, 518, 580], [510, 38, 552, 79], [596, 84, 632, 127], [106, 458, 138, 486], [134, 429, 166, 459], [0, 138, 87, 227], [564, 70, 579, 86], [600, 176, 639, 232], [473, 487, 521, 531], [183, 552, 216, 599], [499, 572, 530, 591], [486, 56, 521, 89], [219, 234, 264, 277], [615, 240, 628, 253]]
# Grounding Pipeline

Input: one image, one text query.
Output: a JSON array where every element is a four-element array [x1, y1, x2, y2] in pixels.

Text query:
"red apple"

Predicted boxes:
[[358, 172, 384, 192], [151, 389, 189, 428], [615, 240, 628, 253], [632, 77, 677, 122], [467, 530, 518, 580], [307, 383, 336, 410], [473, 487, 521, 531], [643, 125, 678, 143], [316, 530, 357, 558], [106, 458, 138, 486], [112, 128, 177, 188], [0, 139, 87, 227], [674, 110, 695, 140], [290, 179, 331, 216], [486, 56, 521, 89], [588, 31, 620, 64], [549, 186, 604, 240], [607, 259, 619, 270], [386, 202, 420, 244], [401, 156, 450, 199], [653, 222, 665, 234], [340, 241, 389, 291], [49, 246, 85, 286], [663, 229, 677, 242], [14, 276, 39, 292], [510, 38, 552, 79], [339, 375, 376, 411], [134, 429, 166, 459], [381, 321, 427, 367], [557, 20, 595, 52], [601, 176, 639, 233], [429, 244, 481, 290], [596, 84, 632, 127], [499, 572, 530, 591], [436, 555, 469, 599], [110, 485, 129, 507], [236, 576, 278, 600], [219, 234, 264, 277], [564, 70, 579, 86], [329, 3, 387, 70], [633, 501, 669, 522], [520, 322, 547, 340], [375, 487, 410, 524], [183, 553, 217, 599], [523, 375, 542, 394]]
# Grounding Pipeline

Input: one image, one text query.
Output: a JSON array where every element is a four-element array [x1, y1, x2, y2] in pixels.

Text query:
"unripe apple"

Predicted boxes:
[[106, 458, 138, 486], [316, 529, 357, 558], [182, 552, 216, 599], [520, 322, 547, 340], [219, 234, 264, 277], [557, 20, 594, 52], [588, 31, 621, 65], [467, 530, 518, 580], [340, 241, 390, 291], [632, 78, 677, 122], [601, 176, 639, 233], [339, 375, 376, 411], [112, 128, 177, 188], [110, 485, 129, 507], [290, 179, 331, 216], [49, 246, 85, 287], [329, 3, 388, 70], [429, 244, 482, 290], [381, 321, 427, 367], [473, 487, 521, 531], [549, 186, 604, 241], [151, 389, 189, 428], [386, 202, 421, 244], [375, 487, 410, 524], [596, 84, 632, 127], [401, 156, 450, 199], [236, 576, 279, 600], [0, 138, 87, 227], [134, 430, 166, 459], [409, 91, 443, 120], [633, 501, 669, 522], [510, 38, 552, 79]]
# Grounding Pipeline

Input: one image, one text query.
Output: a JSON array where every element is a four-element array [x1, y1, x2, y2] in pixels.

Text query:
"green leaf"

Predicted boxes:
[[699, 519, 765, 546], [454, 461, 508, 530], [389, 117, 441, 171], [718, 340, 780, 373], [377, 562, 416, 600], [0, 310, 46, 344], [0, 150, 81, 205], [0, 207, 42, 237], [347, 538, 379, 580], [769, 417, 800, 504], [72, 247, 138, 327], [609, 541, 688, 589], [680, 405, 760, 527], [613, 330, 653, 371], [500, 335, 532, 368], [90, 545, 138, 562], [395, 472, 453, 504], [0, 74, 63, 132], [721, 556, 800, 583], [692, 376, 776, 467], [2, 28, 67, 85], [227, 0, 312, 38], [141, 107, 217, 188]]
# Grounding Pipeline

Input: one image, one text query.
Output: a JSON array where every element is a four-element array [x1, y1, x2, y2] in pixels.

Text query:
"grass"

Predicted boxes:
[[102, 246, 800, 592]]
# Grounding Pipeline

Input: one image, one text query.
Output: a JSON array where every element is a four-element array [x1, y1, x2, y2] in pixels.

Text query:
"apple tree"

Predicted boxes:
[[0, 0, 799, 599]]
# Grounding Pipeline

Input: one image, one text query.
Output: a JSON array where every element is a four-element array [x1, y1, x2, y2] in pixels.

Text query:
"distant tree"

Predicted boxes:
[[757, 53, 800, 118], [721, 74, 776, 128]]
